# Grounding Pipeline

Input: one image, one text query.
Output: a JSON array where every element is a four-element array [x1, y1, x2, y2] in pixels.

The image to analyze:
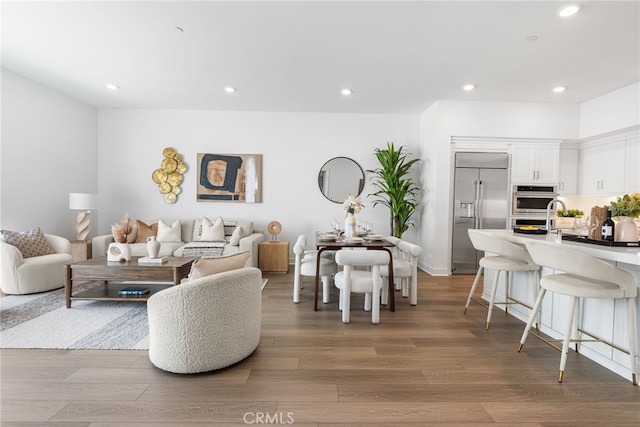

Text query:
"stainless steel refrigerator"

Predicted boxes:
[[451, 152, 509, 274]]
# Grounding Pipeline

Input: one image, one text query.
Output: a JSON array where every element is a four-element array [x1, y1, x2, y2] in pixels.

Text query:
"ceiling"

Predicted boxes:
[[2, 1, 639, 114]]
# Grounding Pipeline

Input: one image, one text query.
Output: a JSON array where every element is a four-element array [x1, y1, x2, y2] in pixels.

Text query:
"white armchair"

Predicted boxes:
[[147, 267, 263, 374], [0, 234, 73, 295]]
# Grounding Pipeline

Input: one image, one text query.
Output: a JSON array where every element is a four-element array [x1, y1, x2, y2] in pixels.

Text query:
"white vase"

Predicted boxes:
[[107, 242, 131, 262], [344, 213, 356, 238], [146, 236, 161, 258], [615, 216, 639, 242]]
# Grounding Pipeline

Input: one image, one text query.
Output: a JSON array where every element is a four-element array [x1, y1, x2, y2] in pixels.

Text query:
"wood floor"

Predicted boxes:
[[1, 270, 639, 426]]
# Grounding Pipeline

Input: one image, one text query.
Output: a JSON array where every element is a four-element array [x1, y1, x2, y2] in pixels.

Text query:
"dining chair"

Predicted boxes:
[[292, 234, 337, 303], [518, 241, 638, 384], [334, 249, 390, 324], [380, 239, 422, 306], [465, 229, 540, 329]]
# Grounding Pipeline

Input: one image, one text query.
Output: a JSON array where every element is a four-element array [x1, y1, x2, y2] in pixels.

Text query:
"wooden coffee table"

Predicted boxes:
[[65, 256, 197, 308]]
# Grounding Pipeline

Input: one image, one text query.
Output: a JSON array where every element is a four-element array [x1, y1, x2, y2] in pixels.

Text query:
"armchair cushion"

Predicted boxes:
[[188, 251, 250, 281], [0, 226, 55, 258]]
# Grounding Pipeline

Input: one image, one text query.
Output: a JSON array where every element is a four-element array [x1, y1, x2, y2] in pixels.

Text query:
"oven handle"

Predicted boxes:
[[513, 191, 559, 197]]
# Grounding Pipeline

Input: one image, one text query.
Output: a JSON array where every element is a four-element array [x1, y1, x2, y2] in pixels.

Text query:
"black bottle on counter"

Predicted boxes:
[[601, 209, 615, 241]]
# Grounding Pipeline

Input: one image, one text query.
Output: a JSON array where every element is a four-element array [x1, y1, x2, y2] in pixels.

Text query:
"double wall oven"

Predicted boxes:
[[511, 184, 558, 228]]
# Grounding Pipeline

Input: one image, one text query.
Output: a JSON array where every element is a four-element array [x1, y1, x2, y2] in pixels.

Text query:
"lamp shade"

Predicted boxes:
[[69, 193, 97, 211]]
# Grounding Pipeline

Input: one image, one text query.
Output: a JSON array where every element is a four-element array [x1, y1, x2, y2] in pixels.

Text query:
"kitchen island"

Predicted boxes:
[[476, 229, 639, 382]]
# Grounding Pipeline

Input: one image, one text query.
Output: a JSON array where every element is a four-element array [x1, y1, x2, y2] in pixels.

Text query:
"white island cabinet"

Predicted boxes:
[[477, 230, 640, 382]]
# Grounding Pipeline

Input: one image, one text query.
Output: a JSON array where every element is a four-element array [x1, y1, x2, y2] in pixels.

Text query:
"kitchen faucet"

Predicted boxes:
[[545, 199, 567, 232]]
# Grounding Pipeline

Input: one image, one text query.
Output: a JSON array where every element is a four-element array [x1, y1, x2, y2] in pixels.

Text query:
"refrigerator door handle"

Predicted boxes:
[[477, 180, 484, 229]]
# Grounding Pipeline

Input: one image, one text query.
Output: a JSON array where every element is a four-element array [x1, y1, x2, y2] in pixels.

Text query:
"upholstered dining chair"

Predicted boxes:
[[464, 229, 540, 329], [334, 249, 390, 324], [292, 234, 337, 303], [380, 239, 422, 306], [518, 241, 638, 385]]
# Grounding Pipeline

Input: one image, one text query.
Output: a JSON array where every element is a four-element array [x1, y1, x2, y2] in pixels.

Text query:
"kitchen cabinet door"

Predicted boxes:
[[579, 141, 625, 195], [559, 148, 579, 195], [510, 144, 559, 184], [624, 137, 639, 193]]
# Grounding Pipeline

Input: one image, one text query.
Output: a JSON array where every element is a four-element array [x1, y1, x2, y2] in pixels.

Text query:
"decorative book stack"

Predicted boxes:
[[117, 287, 150, 296], [138, 256, 168, 264]]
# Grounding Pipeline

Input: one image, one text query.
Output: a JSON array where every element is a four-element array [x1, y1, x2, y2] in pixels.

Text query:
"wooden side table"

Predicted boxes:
[[259, 241, 289, 274], [70, 240, 92, 263]]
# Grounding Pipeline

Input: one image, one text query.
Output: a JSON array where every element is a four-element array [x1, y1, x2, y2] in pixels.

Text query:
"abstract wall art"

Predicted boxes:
[[196, 153, 262, 203]]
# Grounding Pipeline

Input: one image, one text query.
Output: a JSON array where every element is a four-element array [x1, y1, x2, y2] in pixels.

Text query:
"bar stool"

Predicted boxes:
[[518, 241, 638, 385], [464, 229, 540, 329]]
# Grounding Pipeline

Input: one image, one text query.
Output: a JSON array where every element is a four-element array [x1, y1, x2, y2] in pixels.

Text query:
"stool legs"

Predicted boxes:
[[517, 288, 546, 352], [627, 298, 638, 385], [559, 296, 579, 383], [464, 266, 484, 314], [486, 269, 502, 329]]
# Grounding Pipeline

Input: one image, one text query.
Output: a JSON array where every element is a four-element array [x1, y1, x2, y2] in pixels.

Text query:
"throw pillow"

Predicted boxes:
[[229, 221, 254, 245], [0, 226, 55, 258], [135, 220, 158, 243], [188, 251, 250, 281], [157, 219, 182, 242], [197, 216, 225, 241]]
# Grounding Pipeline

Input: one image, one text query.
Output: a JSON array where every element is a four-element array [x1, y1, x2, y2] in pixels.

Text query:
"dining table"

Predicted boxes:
[[314, 232, 395, 312]]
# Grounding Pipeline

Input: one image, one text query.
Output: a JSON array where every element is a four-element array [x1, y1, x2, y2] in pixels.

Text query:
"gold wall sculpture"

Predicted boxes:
[[152, 147, 187, 204]]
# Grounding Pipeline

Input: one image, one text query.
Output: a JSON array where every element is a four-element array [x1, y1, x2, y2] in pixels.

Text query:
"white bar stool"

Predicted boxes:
[[519, 241, 638, 385], [465, 229, 540, 329]]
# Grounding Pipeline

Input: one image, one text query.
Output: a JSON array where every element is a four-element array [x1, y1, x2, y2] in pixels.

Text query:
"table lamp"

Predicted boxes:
[[69, 193, 98, 241]]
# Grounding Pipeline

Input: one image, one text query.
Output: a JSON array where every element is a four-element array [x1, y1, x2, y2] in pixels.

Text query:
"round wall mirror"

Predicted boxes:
[[318, 157, 365, 203]]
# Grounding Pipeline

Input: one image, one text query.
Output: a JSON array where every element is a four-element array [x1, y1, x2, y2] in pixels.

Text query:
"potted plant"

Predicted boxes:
[[368, 142, 421, 237], [556, 208, 584, 229]]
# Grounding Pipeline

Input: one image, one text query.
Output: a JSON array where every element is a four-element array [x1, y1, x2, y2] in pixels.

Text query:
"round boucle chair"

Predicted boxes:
[[147, 267, 263, 374]]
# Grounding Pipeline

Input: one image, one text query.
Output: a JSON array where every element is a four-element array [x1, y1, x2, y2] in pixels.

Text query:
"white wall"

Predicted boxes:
[[97, 109, 421, 250], [580, 82, 640, 139], [418, 100, 580, 275], [1, 69, 98, 238]]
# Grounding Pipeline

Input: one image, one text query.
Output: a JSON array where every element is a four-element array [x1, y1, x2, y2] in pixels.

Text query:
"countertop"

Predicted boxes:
[[481, 229, 640, 266]]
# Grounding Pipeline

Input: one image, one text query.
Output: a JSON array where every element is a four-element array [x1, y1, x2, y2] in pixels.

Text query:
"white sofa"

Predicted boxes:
[[0, 234, 73, 295], [147, 267, 263, 373], [92, 218, 264, 267]]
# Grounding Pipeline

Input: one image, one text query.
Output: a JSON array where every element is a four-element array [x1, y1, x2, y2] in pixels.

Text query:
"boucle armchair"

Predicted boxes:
[[0, 234, 73, 295], [147, 267, 263, 374]]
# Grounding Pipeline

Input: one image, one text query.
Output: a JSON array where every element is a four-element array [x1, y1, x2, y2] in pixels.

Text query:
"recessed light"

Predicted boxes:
[[463, 84, 475, 91], [106, 84, 119, 91], [174, 26, 184, 33], [526, 35, 538, 42], [341, 88, 353, 96], [553, 86, 567, 93], [224, 87, 236, 93], [557, 4, 581, 17]]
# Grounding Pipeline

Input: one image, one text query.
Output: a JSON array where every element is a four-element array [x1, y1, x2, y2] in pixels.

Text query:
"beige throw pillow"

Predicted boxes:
[[197, 216, 225, 241], [188, 251, 250, 281], [0, 226, 55, 258], [135, 220, 158, 243], [157, 219, 182, 242]]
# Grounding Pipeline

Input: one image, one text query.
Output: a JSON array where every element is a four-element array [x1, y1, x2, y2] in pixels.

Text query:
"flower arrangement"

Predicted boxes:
[[111, 213, 134, 243], [343, 194, 363, 216], [610, 193, 640, 218]]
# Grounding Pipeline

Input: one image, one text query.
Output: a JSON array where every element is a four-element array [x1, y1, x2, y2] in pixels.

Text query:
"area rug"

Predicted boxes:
[[0, 282, 149, 350], [1, 278, 268, 350]]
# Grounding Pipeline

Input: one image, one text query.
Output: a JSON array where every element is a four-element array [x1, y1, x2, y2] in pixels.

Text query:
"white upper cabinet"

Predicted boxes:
[[510, 143, 559, 184], [559, 147, 579, 195], [624, 136, 639, 193], [579, 140, 625, 195]]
